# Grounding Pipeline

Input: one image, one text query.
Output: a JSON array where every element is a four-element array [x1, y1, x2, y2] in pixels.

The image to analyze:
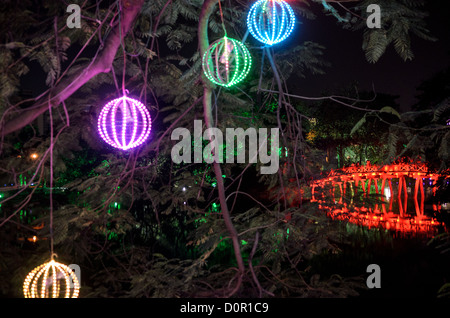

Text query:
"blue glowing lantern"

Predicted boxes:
[[247, 0, 295, 46]]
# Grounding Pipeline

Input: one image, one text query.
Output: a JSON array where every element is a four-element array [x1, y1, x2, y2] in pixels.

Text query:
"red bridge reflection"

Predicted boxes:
[[310, 161, 449, 237]]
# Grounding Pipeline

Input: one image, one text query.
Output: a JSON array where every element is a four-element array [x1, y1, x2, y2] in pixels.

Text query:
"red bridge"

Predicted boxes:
[[309, 161, 449, 237]]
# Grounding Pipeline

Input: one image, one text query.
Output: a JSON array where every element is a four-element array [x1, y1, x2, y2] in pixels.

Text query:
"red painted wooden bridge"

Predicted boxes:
[[309, 161, 449, 236]]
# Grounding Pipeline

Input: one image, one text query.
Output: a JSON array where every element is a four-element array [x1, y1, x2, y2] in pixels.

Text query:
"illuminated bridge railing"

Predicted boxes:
[[309, 161, 449, 237]]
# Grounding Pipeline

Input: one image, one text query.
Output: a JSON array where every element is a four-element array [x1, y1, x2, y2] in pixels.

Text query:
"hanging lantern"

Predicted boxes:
[[202, 36, 252, 88], [23, 259, 80, 298], [247, 0, 296, 46], [98, 96, 152, 150]]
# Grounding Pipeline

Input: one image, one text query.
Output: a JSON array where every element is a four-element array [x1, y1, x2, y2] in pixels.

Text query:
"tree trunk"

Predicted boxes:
[[198, 0, 246, 287]]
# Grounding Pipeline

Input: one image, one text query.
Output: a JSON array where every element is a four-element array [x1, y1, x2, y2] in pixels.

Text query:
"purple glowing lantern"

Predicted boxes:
[[98, 96, 152, 150]]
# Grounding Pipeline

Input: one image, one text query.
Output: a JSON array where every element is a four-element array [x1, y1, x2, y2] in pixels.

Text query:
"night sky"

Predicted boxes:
[[290, 1, 450, 111]]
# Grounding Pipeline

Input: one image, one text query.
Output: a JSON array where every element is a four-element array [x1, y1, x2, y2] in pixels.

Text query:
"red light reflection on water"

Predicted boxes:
[[317, 202, 444, 237]]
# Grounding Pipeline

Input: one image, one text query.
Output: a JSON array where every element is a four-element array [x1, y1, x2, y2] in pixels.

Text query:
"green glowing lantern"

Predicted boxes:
[[202, 36, 252, 88]]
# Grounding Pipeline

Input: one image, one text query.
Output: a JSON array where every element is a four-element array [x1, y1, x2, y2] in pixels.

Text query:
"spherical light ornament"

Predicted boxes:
[[202, 36, 252, 88], [247, 0, 296, 46], [98, 96, 152, 150], [23, 260, 80, 298]]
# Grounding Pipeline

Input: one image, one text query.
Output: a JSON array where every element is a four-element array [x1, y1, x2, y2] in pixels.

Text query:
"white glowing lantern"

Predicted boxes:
[[247, 0, 296, 46], [23, 260, 80, 298]]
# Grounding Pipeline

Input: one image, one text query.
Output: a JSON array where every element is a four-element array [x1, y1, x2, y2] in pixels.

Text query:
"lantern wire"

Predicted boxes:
[[218, 0, 227, 37]]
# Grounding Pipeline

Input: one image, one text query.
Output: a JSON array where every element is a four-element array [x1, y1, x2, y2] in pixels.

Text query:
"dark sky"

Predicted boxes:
[[287, 1, 450, 111]]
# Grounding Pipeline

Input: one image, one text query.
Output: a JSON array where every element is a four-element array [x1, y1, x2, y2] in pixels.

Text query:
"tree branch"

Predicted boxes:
[[1, 0, 145, 136]]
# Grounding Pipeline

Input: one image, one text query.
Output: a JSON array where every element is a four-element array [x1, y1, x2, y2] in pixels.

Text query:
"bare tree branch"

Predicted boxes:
[[1, 0, 145, 137]]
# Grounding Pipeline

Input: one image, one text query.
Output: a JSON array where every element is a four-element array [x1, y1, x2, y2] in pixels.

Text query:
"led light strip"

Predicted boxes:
[[23, 260, 80, 298], [202, 36, 252, 88]]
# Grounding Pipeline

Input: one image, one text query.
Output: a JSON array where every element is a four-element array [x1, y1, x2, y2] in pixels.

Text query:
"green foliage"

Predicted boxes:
[[300, 89, 399, 167], [383, 98, 450, 169]]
